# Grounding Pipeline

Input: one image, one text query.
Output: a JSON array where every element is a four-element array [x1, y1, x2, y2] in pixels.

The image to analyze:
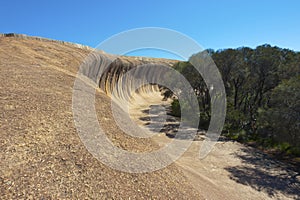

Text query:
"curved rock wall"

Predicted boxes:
[[79, 51, 178, 104]]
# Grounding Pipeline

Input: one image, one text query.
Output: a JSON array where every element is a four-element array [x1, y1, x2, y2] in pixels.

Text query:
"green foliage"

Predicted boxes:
[[167, 44, 300, 157], [171, 99, 181, 117], [258, 76, 300, 149], [170, 61, 211, 129]]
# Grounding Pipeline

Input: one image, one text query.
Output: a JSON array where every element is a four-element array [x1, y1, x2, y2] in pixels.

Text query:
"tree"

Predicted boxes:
[[258, 76, 300, 152], [166, 44, 300, 156]]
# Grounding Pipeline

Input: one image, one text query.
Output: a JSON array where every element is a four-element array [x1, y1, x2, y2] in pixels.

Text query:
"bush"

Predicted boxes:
[[171, 99, 181, 117]]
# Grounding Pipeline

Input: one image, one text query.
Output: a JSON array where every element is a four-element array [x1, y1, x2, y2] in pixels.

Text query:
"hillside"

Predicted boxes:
[[0, 34, 299, 200], [0, 34, 202, 199]]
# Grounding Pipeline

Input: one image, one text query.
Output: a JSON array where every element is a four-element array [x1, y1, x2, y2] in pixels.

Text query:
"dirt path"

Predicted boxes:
[[130, 91, 300, 200]]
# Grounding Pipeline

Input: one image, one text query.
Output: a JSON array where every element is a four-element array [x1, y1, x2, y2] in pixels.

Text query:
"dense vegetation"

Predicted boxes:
[[169, 44, 300, 156]]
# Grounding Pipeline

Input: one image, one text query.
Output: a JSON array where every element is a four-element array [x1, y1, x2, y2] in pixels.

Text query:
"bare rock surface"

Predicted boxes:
[[0, 35, 203, 199], [1, 34, 299, 200]]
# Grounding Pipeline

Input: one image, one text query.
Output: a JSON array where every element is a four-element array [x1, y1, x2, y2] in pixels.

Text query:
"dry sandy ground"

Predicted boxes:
[[1, 35, 299, 199], [0, 35, 203, 199], [130, 91, 300, 200]]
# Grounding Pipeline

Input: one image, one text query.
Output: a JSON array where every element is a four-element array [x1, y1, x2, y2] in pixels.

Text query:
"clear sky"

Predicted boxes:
[[1, 0, 300, 58]]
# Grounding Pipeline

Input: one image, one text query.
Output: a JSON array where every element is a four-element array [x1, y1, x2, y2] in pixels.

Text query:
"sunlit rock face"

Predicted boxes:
[[0, 34, 204, 199], [1, 33, 177, 99]]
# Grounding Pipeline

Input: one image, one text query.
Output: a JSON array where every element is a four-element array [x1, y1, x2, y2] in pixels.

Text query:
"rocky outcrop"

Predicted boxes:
[[0, 34, 203, 199], [0, 33, 93, 50]]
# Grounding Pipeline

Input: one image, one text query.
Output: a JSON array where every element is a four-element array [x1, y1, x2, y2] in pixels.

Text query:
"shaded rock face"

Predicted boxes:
[[0, 34, 203, 199], [79, 51, 177, 95]]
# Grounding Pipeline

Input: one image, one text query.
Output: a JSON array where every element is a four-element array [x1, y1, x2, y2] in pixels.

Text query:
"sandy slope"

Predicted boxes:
[[1, 35, 299, 200], [0, 35, 203, 199]]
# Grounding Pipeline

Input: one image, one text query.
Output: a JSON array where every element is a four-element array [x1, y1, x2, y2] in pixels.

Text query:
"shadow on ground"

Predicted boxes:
[[137, 104, 300, 198], [225, 147, 300, 198], [138, 106, 206, 141]]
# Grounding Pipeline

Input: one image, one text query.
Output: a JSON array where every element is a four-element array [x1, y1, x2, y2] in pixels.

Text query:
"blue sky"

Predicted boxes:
[[1, 0, 299, 59]]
